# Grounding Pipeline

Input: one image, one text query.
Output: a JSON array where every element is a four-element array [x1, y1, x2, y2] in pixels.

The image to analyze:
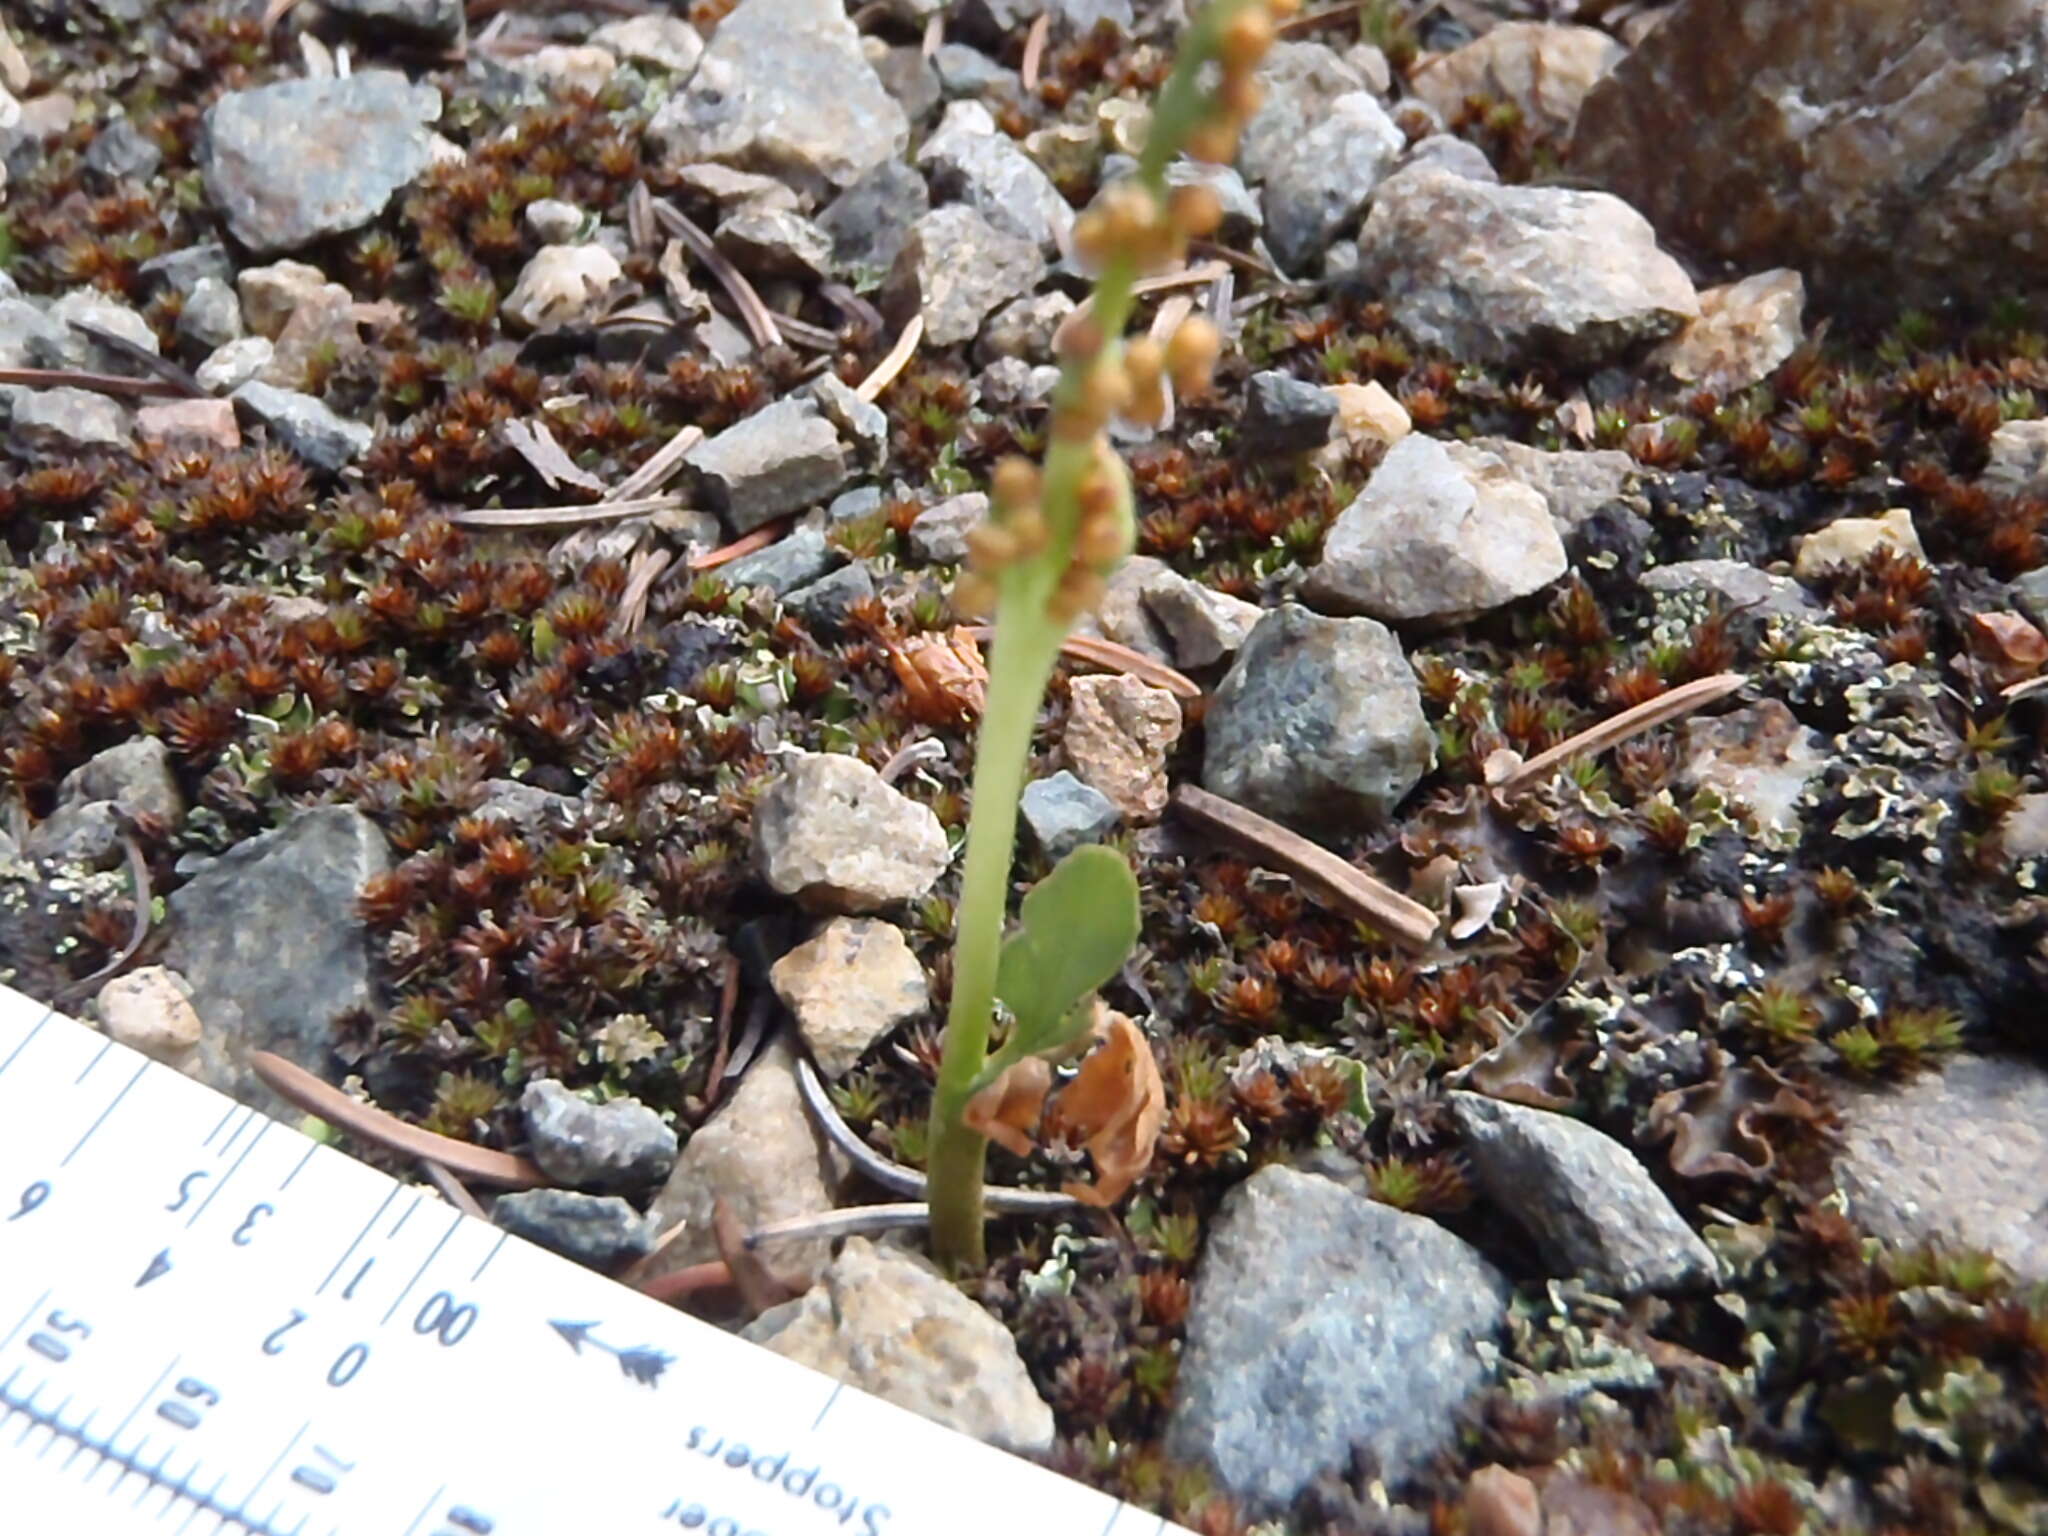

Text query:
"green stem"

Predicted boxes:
[[927, 601, 1063, 1270], [923, 0, 1258, 1273]]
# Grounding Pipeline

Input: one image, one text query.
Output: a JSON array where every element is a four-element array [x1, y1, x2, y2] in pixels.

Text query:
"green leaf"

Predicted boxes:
[[992, 844, 1140, 1064]]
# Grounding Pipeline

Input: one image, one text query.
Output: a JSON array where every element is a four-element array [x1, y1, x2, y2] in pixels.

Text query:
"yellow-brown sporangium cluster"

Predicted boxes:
[[929, 0, 1296, 1272], [953, 0, 1287, 633]]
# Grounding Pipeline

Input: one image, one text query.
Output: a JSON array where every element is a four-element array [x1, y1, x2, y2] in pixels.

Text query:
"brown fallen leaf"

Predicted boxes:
[[1973, 610, 2048, 683], [1044, 1008, 1166, 1208], [962, 1057, 1052, 1158], [889, 627, 989, 725]]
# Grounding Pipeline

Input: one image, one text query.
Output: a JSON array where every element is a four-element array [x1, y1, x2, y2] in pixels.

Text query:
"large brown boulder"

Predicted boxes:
[[1570, 0, 2048, 313]]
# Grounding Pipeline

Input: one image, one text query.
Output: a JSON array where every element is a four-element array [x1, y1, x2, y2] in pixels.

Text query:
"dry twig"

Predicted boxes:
[[965, 625, 1202, 700], [1170, 783, 1440, 947], [449, 494, 687, 529], [0, 368, 183, 400], [689, 518, 790, 572], [1021, 13, 1050, 90], [855, 314, 923, 403], [1491, 672, 1748, 794], [608, 424, 704, 503], [247, 1051, 550, 1189], [650, 197, 784, 350]]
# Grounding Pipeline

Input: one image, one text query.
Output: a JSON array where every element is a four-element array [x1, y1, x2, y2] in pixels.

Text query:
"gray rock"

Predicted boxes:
[[475, 778, 582, 832], [1356, 165, 1698, 368], [884, 205, 1046, 348], [976, 291, 1076, 365], [1166, 1166, 1509, 1514], [686, 398, 850, 534], [931, 44, 1022, 103], [1465, 437, 1636, 538], [646, 0, 909, 199], [138, 244, 235, 301], [755, 751, 951, 913], [643, 1041, 839, 1285], [201, 72, 443, 254], [748, 1238, 1055, 1454], [1239, 43, 1371, 187], [1020, 770, 1120, 859], [770, 916, 929, 1078], [907, 492, 990, 564], [805, 372, 888, 468], [232, 381, 373, 471], [1649, 268, 1806, 395], [84, 118, 162, 184], [23, 800, 125, 868], [8, 387, 128, 452], [323, 0, 465, 46], [1834, 1055, 2048, 1285], [0, 300, 70, 371], [1140, 568, 1261, 669], [951, 0, 1133, 44], [56, 736, 182, 829], [2014, 569, 2048, 632], [1407, 22, 1622, 144], [1641, 559, 1819, 623], [505, 45, 617, 97], [717, 207, 833, 279], [492, 1190, 652, 1271], [1260, 91, 1404, 274], [162, 806, 389, 1112], [503, 243, 623, 332], [1402, 132, 1499, 183], [1569, 0, 2048, 315], [917, 100, 1073, 253], [1203, 602, 1433, 826], [1450, 1092, 1716, 1295], [1983, 418, 2048, 501], [871, 43, 943, 128], [590, 13, 703, 74], [237, 260, 335, 340], [1073, 552, 1174, 660], [197, 337, 274, 396], [818, 159, 930, 278], [521, 1079, 678, 1193], [827, 484, 883, 526], [1064, 673, 1182, 822], [176, 277, 244, 355], [718, 522, 844, 595], [1303, 435, 1568, 624], [784, 561, 876, 631], [1241, 370, 1338, 456], [96, 967, 203, 1073], [979, 356, 1061, 409], [47, 288, 159, 370], [523, 199, 587, 245]]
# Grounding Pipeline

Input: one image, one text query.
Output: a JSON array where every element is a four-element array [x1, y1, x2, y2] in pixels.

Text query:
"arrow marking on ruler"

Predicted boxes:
[[135, 1248, 172, 1288], [548, 1320, 673, 1387]]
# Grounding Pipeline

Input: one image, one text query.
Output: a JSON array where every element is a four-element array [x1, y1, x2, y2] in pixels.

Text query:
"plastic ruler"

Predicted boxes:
[[0, 981, 1185, 1535]]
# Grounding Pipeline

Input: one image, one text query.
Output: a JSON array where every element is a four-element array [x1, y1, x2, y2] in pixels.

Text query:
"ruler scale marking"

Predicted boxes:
[[0, 983, 1197, 1535]]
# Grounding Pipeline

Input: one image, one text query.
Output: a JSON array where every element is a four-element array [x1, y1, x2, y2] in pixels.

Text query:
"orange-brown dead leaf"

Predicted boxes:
[[1044, 1009, 1165, 1208], [962, 1057, 1053, 1159], [889, 627, 989, 725], [1972, 610, 2048, 681]]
